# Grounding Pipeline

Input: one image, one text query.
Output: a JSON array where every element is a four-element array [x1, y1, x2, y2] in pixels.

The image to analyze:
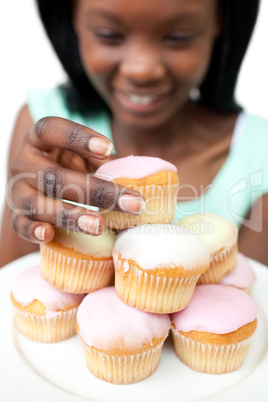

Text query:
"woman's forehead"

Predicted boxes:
[[75, 0, 219, 26], [75, 0, 218, 16]]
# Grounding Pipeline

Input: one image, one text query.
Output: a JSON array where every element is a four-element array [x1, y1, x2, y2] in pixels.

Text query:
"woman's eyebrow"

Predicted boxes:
[[87, 7, 124, 24], [161, 12, 205, 27]]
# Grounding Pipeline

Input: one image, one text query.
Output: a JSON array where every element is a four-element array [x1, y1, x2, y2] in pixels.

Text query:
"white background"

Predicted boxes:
[[0, 0, 268, 222]]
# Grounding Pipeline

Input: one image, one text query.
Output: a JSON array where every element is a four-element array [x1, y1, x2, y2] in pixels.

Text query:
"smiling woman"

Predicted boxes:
[[1, 0, 268, 267]]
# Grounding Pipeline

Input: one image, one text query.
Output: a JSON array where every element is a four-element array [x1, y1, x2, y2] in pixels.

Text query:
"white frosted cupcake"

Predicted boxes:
[[77, 287, 171, 384], [219, 252, 256, 293], [40, 228, 116, 293], [113, 224, 210, 313], [95, 156, 179, 229], [11, 266, 84, 342], [179, 213, 238, 284], [171, 284, 257, 374]]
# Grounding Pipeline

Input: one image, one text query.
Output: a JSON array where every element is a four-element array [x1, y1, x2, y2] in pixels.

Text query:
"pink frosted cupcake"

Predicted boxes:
[[95, 156, 179, 229], [11, 266, 84, 342], [113, 224, 210, 313], [171, 284, 257, 374], [219, 253, 256, 293], [76, 287, 171, 384]]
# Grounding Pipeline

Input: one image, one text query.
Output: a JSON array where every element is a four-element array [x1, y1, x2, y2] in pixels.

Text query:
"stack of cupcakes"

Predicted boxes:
[[11, 155, 258, 383]]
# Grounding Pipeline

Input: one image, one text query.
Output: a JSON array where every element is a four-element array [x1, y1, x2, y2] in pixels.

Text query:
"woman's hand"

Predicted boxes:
[[7, 116, 144, 244]]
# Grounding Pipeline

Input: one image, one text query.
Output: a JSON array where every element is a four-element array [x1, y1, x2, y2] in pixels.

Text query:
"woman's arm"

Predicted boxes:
[[238, 194, 268, 266], [0, 105, 39, 267]]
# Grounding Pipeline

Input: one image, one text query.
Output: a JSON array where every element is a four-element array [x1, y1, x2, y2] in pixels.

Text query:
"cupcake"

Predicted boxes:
[[113, 224, 210, 313], [171, 284, 257, 374], [76, 287, 171, 384], [178, 213, 238, 284], [11, 266, 84, 342], [95, 156, 179, 229], [40, 228, 116, 293], [219, 252, 256, 293]]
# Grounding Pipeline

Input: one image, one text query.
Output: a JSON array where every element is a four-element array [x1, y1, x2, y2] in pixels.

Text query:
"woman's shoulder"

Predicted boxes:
[[27, 86, 78, 122], [232, 111, 268, 152], [242, 111, 268, 136]]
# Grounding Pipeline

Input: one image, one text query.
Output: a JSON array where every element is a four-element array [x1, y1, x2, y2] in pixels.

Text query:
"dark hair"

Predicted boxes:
[[36, 0, 260, 114]]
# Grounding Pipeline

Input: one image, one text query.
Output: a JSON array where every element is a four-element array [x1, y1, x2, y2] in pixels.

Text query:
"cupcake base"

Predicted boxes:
[[198, 244, 238, 284], [103, 182, 179, 230], [80, 338, 166, 384], [114, 254, 204, 313], [40, 242, 114, 294], [14, 308, 78, 343], [171, 319, 257, 374]]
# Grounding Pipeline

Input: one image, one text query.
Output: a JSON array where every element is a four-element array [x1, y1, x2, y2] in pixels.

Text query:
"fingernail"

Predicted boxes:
[[34, 226, 46, 241], [88, 137, 113, 157], [118, 194, 145, 214], [77, 215, 100, 234]]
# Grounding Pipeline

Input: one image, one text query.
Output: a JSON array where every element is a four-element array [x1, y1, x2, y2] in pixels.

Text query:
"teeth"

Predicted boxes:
[[125, 93, 159, 105]]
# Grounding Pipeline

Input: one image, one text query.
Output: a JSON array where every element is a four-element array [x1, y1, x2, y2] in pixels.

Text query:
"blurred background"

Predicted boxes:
[[1, 0, 268, 221]]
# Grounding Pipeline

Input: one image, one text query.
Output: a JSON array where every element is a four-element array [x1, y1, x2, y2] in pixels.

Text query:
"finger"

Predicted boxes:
[[10, 159, 145, 214], [27, 117, 113, 159], [11, 211, 55, 243], [9, 182, 107, 237]]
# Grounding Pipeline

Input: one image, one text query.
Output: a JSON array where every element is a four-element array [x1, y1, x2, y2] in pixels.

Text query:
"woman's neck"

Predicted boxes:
[[111, 101, 239, 162]]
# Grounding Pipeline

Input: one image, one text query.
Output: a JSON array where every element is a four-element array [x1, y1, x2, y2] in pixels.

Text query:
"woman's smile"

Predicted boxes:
[[112, 89, 172, 114]]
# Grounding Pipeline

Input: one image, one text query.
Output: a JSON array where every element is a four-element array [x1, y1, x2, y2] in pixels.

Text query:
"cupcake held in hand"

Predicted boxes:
[[11, 266, 85, 342], [113, 224, 210, 313], [76, 287, 171, 384], [171, 284, 257, 374], [95, 156, 179, 229], [40, 228, 116, 293]]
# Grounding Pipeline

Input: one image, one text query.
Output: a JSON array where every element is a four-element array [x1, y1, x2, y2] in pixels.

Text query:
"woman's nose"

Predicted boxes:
[[119, 43, 165, 83]]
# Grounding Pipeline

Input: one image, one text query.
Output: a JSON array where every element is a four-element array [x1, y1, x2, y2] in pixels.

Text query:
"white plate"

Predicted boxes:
[[0, 253, 268, 402]]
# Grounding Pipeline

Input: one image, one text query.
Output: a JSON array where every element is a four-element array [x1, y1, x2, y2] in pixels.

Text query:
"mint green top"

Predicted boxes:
[[27, 86, 268, 228]]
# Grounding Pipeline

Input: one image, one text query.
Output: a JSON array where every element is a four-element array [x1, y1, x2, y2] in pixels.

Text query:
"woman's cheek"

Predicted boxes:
[[78, 38, 115, 78], [170, 47, 213, 87]]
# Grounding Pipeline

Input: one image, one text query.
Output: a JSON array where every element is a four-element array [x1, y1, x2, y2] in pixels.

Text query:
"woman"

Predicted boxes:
[[2, 0, 268, 267]]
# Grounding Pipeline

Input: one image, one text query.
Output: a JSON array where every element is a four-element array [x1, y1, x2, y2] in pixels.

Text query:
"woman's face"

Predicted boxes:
[[74, 0, 220, 130]]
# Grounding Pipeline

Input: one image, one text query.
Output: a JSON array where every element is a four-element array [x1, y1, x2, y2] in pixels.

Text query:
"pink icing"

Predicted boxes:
[[171, 284, 257, 334], [219, 253, 256, 289], [95, 156, 177, 180], [77, 287, 171, 350], [11, 266, 84, 312]]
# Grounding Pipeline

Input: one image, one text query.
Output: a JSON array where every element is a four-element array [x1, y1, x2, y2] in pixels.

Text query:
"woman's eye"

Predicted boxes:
[[95, 31, 123, 44], [164, 33, 194, 46]]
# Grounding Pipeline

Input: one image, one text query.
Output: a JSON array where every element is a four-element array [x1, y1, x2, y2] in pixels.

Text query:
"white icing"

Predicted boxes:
[[113, 224, 210, 270], [53, 228, 116, 257], [178, 213, 238, 254]]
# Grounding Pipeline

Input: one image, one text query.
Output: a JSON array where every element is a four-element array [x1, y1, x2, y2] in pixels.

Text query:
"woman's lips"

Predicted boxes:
[[113, 89, 170, 113]]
